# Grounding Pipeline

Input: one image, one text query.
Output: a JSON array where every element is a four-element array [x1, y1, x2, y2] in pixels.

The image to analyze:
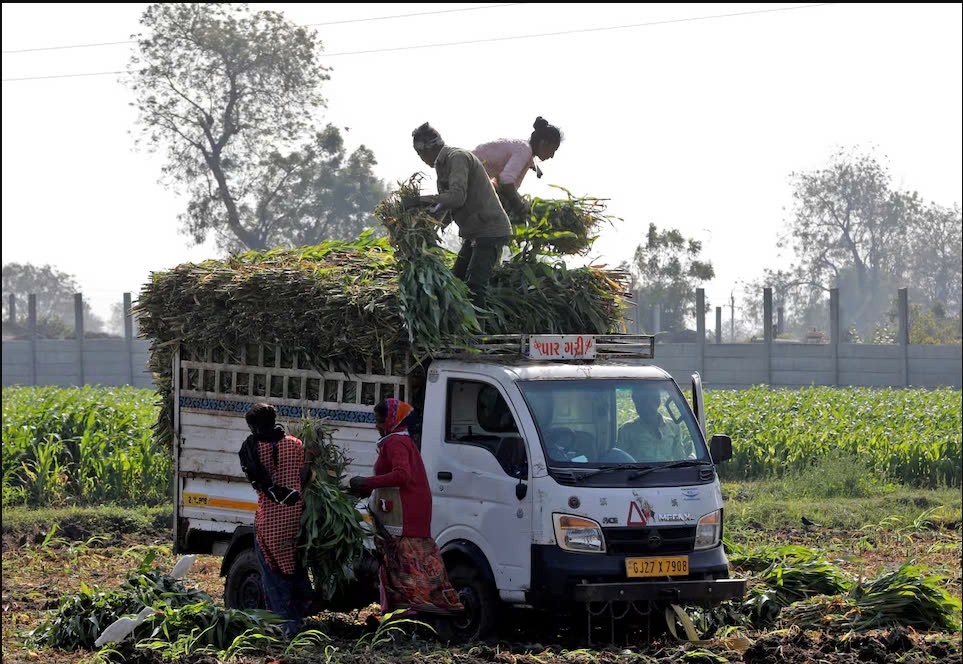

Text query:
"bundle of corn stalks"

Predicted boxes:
[[487, 257, 627, 335], [375, 176, 480, 348], [726, 544, 853, 626], [293, 418, 368, 600], [375, 174, 445, 260], [779, 563, 962, 632], [742, 557, 854, 626], [700, 544, 961, 637], [507, 186, 617, 256]]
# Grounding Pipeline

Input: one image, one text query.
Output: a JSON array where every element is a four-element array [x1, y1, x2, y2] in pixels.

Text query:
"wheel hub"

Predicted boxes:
[[240, 572, 264, 609], [452, 586, 479, 630]]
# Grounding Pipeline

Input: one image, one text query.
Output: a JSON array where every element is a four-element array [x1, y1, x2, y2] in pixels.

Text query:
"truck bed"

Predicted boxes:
[[173, 346, 408, 552]]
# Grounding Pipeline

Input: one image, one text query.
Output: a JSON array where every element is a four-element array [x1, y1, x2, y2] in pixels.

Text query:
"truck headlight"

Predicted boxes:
[[694, 509, 722, 550], [553, 514, 606, 553]]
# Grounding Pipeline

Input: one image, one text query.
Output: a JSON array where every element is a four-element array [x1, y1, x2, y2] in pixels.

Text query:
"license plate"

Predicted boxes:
[[625, 556, 689, 578], [183, 492, 208, 507]]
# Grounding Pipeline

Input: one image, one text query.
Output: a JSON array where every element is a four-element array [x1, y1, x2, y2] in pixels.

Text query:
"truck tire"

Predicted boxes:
[[224, 547, 265, 610], [437, 563, 498, 642]]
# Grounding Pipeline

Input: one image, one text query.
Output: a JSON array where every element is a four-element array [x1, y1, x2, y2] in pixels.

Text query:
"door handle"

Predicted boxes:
[[437, 471, 453, 481]]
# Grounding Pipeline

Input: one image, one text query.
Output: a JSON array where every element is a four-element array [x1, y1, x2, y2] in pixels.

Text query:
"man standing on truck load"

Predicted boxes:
[[348, 399, 463, 616], [474, 116, 564, 221], [238, 403, 314, 636], [404, 122, 512, 309], [617, 386, 689, 462]]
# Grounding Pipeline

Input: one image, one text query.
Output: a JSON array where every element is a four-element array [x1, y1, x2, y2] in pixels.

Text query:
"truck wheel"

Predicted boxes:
[[437, 563, 498, 642], [224, 548, 265, 610]]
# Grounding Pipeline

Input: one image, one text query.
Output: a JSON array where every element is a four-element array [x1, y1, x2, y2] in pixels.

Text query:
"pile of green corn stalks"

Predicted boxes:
[[778, 562, 961, 632], [692, 544, 962, 637], [28, 552, 280, 651], [136, 179, 628, 449], [508, 186, 618, 256]]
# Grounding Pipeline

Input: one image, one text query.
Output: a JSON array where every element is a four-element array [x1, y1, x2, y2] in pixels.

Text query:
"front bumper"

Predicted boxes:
[[529, 543, 743, 608], [574, 578, 746, 603]]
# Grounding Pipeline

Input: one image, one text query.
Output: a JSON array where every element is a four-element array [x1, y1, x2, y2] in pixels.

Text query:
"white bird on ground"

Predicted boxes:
[[169, 554, 197, 579], [94, 607, 158, 647]]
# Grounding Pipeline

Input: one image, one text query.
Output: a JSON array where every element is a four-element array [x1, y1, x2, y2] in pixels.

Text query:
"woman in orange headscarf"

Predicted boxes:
[[349, 399, 463, 615]]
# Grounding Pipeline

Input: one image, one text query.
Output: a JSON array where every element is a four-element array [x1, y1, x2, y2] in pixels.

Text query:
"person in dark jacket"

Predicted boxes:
[[404, 122, 512, 308]]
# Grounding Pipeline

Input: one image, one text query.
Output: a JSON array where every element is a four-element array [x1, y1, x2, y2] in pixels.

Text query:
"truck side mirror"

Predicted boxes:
[[515, 480, 528, 500], [709, 434, 732, 464]]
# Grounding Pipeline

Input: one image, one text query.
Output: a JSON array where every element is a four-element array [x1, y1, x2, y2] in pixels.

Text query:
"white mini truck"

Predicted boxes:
[[172, 334, 746, 639]]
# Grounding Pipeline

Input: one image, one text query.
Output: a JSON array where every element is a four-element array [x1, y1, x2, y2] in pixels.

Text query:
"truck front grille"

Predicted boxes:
[[603, 526, 696, 555]]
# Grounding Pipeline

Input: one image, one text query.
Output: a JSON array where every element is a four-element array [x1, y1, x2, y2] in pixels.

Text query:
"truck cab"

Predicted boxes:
[[172, 334, 745, 639]]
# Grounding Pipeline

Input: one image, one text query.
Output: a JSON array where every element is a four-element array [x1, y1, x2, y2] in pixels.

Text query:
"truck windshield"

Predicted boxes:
[[518, 379, 709, 466]]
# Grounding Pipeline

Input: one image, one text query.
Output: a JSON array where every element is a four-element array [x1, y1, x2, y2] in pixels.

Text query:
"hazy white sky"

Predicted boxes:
[[3, 3, 961, 325]]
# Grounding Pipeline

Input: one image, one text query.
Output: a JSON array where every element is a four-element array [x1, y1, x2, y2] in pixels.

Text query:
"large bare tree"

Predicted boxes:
[[128, 3, 385, 253]]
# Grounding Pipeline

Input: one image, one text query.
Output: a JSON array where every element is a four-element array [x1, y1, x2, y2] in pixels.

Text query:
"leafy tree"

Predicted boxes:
[[128, 3, 386, 253], [1, 263, 104, 335], [741, 269, 827, 338], [2, 263, 79, 322], [908, 203, 962, 316], [234, 126, 387, 251], [758, 150, 961, 338], [909, 304, 962, 345], [627, 223, 715, 333], [781, 150, 915, 333], [871, 303, 962, 345]]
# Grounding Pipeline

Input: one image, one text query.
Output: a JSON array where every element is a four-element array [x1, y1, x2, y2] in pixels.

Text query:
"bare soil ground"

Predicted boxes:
[[2, 524, 960, 664]]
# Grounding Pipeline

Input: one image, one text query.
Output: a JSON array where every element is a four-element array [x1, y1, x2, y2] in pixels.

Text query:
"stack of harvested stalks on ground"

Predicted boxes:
[[693, 544, 962, 637], [778, 562, 962, 632], [28, 554, 269, 651]]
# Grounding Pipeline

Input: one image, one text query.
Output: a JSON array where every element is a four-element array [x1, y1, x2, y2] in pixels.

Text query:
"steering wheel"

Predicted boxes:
[[600, 447, 637, 463], [543, 427, 576, 459]]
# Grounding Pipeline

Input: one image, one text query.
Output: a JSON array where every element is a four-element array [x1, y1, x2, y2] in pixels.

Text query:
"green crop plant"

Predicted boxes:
[[2, 386, 169, 507]]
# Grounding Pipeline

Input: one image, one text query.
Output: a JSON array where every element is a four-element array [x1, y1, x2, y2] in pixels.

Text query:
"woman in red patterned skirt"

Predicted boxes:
[[349, 399, 463, 616]]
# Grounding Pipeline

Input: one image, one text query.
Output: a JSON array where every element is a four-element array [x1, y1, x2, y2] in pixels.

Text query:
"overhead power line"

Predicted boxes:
[[1, 3, 528, 53], [2, 4, 836, 83], [321, 3, 836, 57], [2, 69, 125, 82]]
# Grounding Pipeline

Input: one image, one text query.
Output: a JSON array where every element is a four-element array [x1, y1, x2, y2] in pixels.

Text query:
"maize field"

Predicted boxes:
[[1, 386, 170, 507], [706, 386, 962, 488], [3, 385, 959, 510]]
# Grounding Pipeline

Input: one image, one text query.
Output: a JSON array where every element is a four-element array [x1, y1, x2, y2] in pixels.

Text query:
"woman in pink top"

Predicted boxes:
[[474, 116, 563, 220]]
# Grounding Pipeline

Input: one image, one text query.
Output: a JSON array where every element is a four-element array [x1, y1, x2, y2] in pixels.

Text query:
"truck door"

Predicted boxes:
[[427, 375, 533, 597]]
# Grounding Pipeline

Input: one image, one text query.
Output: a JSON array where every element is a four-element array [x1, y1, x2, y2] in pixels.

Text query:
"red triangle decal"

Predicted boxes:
[[627, 501, 649, 526]]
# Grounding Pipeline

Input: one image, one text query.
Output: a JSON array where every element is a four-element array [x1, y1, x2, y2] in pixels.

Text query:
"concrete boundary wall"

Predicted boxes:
[[3, 289, 960, 390]]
